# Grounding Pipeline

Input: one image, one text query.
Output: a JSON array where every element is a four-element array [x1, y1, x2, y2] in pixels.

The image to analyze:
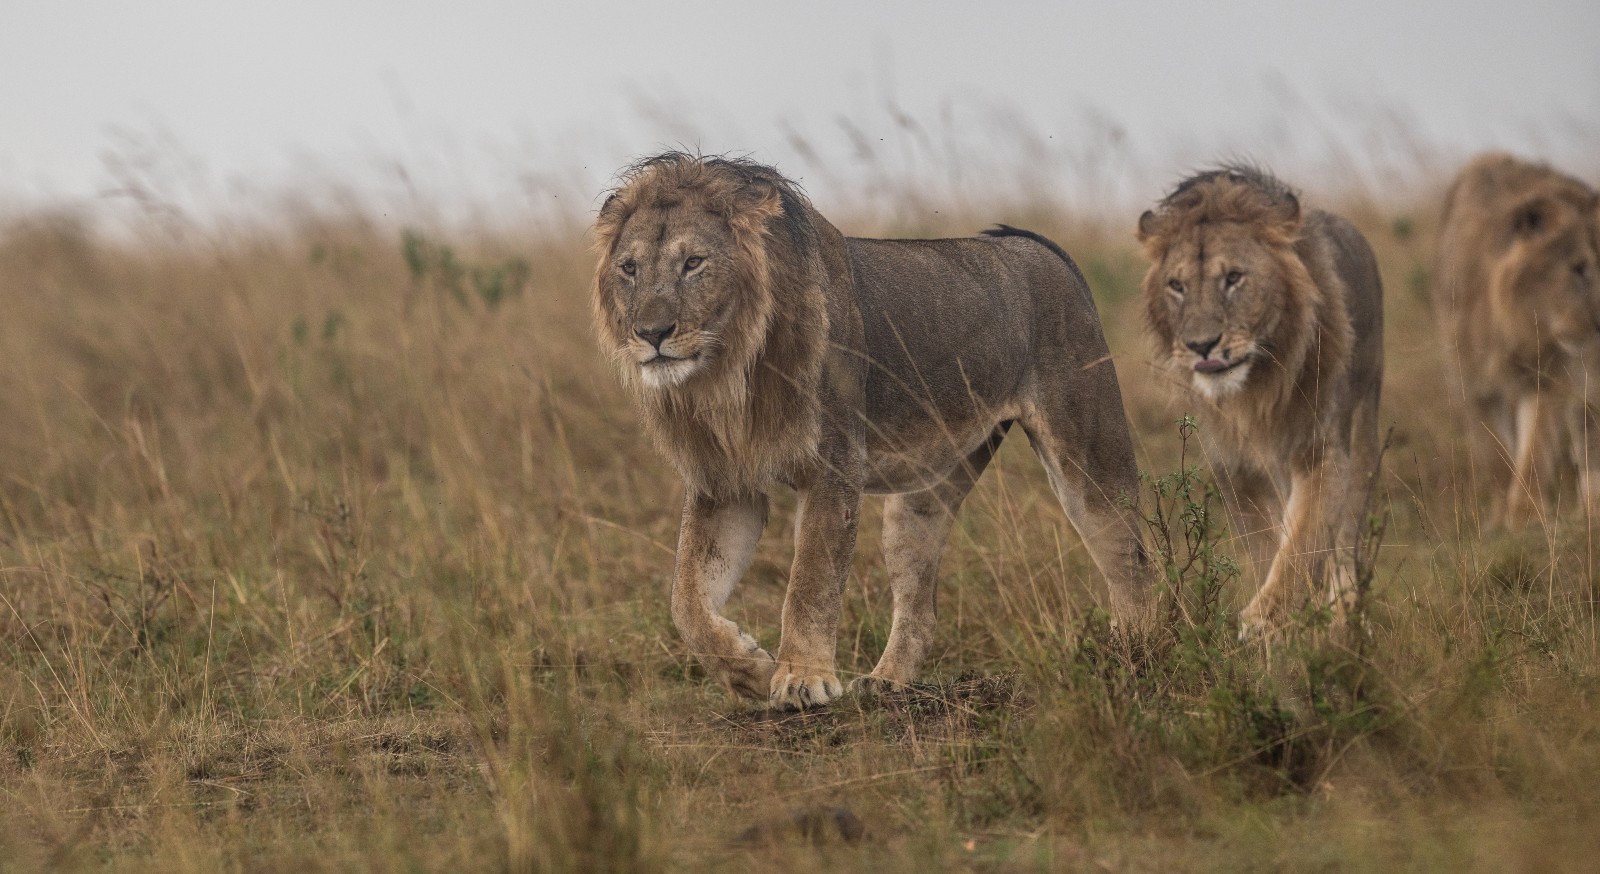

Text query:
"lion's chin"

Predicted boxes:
[[1190, 359, 1253, 400], [638, 355, 702, 389]]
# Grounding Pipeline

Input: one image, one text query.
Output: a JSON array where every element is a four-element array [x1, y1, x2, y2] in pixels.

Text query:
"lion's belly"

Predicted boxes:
[[860, 413, 1012, 494]]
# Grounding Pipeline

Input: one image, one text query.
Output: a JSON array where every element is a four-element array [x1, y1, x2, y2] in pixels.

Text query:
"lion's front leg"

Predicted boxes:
[[1240, 453, 1350, 638], [770, 478, 862, 710], [1503, 393, 1555, 530], [851, 488, 957, 697], [1577, 412, 1600, 520], [672, 492, 776, 700]]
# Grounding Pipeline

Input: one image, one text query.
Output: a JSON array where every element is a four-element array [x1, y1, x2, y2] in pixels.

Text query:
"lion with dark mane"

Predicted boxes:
[[593, 152, 1147, 709], [1136, 165, 1383, 636]]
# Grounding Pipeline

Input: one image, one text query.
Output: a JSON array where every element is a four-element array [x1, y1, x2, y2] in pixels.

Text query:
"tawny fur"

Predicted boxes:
[[1137, 165, 1384, 636], [593, 156, 825, 496], [1431, 153, 1600, 528], [594, 152, 1148, 709]]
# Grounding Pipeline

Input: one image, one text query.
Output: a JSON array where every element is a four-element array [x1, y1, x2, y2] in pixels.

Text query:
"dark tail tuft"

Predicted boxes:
[[981, 224, 1074, 268], [981, 225, 1093, 305]]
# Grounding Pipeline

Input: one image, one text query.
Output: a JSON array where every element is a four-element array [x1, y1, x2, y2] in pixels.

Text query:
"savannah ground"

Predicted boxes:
[[1, 137, 1598, 872]]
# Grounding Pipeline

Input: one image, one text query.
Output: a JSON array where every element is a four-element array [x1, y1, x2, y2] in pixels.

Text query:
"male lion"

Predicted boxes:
[[1136, 165, 1384, 636], [593, 152, 1147, 709], [1432, 153, 1600, 528]]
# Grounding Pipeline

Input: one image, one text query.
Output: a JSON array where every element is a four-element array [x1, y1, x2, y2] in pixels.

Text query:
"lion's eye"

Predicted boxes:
[[1167, 278, 1185, 296], [1225, 270, 1244, 287], [620, 259, 636, 277], [683, 256, 704, 273], [1575, 262, 1591, 281]]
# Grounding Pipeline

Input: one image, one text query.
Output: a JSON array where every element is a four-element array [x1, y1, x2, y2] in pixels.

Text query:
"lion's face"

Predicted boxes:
[[1142, 220, 1301, 400], [1492, 196, 1600, 353], [595, 199, 773, 389]]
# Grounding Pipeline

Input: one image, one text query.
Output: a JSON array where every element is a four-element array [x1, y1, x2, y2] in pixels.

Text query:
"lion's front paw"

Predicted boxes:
[[769, 667, 844, 710], [848, 674, 907, 699], [719, 637, 778, 701], [1237, 614, 1269, 642], [1238, 600, 1283, 643]]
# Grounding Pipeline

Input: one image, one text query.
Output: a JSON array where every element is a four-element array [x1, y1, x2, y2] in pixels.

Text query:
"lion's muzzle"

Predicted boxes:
[[635, 321, 676, 349]]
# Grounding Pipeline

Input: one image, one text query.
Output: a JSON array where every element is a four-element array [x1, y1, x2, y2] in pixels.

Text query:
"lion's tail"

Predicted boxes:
[[981, 224, 1096, 308], [980, 224, 1073, 265]]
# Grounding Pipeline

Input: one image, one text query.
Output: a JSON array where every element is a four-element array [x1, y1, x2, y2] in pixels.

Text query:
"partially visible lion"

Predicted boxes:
[[1136, 165, 1384, 636], [1432, 153, 1600, 528], [592, 152, 1147, 709]]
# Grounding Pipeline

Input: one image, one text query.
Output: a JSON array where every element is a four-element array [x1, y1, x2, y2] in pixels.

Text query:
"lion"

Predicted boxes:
[[1431, 153, 1600, 528], [1135, 165, 1384, 636], [592, 152, 1148, 709]]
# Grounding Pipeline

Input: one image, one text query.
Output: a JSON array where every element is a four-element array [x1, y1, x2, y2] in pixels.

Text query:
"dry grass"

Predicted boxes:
[[1, 142, 1599, 873]]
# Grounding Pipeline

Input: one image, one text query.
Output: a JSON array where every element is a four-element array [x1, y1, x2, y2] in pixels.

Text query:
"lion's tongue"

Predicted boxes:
[[1193, 359, 1229, 374]]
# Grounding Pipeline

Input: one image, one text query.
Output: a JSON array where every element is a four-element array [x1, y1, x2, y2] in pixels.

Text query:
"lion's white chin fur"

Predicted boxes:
[[1191, 360, 1253, 400], [639, 357, 701, 389]]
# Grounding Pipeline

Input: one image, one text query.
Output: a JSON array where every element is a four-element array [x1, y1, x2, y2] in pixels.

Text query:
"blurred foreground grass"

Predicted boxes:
[[0, 166, 1597, 872]]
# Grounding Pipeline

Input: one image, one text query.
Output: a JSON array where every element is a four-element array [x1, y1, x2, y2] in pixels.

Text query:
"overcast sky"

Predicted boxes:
[[2, 1, 1596, 222]]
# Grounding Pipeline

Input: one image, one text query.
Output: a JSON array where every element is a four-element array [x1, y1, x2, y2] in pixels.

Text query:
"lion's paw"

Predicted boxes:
[[1237, 603, 1281, 643], [1237, 616, 1268, 643], [848, 675, 907, 699], [720, 637, 777, 701], [769, 668, 844, 711]]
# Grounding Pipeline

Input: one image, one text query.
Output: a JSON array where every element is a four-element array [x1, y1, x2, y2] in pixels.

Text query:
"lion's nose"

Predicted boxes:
[[635, 323, 676, 349], [1185, 335, 1221, 357]]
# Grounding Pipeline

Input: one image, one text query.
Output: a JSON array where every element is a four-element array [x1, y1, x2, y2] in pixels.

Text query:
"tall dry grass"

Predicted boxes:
[[0, 115, 1598, 871]]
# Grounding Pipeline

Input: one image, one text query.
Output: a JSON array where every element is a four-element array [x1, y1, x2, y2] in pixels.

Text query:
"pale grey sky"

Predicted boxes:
[[2, 0, 1596, 222]]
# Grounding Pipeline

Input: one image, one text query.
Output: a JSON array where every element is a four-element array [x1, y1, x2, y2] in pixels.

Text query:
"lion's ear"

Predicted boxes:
[[1135, 209, 1161, 243], [728, 179, 784, 240], [1269, 192, 1302, 236], [594, 191, 633, 250]]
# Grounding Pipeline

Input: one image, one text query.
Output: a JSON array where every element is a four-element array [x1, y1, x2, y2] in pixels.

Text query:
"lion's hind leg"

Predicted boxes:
[[852, 426, 1004, 698], [1335, 386, 1383, 621], [1017, 401, 1149, 627]]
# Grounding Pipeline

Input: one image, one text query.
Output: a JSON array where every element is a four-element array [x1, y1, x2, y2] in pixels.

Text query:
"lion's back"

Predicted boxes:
[[846, 237, 1035, 426], [1305, 209, 1384, 394], [842, 235, 1115, 459], [846, 234, 1112, 410]]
